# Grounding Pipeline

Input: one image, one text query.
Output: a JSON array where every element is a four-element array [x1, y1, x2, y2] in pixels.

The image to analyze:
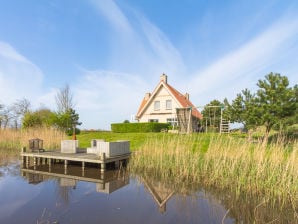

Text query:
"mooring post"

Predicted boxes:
[[33, 157, 37, 170], [48, 158, 52, 172], [115, 160, 119, 169], [26, 156, 29, 168], [20, 147, 25, 168], [100, 171, 105, 180], [100, 152, 106, 172], [21, 147, 26, 153], [82, 161, 85, 176]]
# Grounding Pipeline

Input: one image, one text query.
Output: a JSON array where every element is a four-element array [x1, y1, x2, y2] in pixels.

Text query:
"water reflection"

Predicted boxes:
[[21, 164, 129, 196], [142, 176, 175, 213], [1, 159, 296, 223]]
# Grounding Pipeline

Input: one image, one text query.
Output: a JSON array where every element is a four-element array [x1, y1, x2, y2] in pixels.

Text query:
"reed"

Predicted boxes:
[[0, 127, 67, 150], [129, 133, 298, 211]]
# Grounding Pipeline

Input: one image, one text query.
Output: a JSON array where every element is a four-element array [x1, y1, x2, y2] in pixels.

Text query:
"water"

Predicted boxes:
[[0, 160, 296, 224]]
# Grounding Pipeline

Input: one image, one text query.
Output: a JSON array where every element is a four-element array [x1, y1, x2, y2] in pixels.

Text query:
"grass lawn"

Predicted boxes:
[[76, 131, 165, 150]]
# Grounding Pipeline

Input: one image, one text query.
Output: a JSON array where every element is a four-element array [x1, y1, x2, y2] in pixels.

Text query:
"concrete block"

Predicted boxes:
[[87, 140, 130, 157], [61, 140, 79, 153]]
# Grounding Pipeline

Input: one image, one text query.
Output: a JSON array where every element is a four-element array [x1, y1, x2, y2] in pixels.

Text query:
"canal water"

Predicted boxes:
[[0, 159, 296, 224]]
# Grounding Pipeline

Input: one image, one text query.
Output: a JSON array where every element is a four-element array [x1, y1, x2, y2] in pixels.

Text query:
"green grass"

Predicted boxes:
[[76, 131, 167, 150]]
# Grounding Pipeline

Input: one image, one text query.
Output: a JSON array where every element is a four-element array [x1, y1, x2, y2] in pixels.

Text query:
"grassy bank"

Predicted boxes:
[[76, 131, 163, 150], [129, 134, 298, 211]]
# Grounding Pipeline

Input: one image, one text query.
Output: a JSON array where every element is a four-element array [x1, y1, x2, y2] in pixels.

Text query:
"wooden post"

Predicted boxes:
[[101, 152, 106, 172], [64, 160, 68, 175], [48, 158, 52, 172], [82, 161, 85, 176], [26, 156, 29, 168], [21, 147, 26, 153], [115, 161, 119, 169]]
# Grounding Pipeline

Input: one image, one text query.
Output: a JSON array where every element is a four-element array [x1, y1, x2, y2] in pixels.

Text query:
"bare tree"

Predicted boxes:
[[12, 98, 31, 116], [0, 103, 4, 128], [55, 84, 74, 113], [10, 98, 31, 128], [0, 107, 13, 129]]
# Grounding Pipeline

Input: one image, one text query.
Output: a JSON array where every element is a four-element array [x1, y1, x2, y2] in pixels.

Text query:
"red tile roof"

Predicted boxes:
[[137, 80, 202, 120], [165, 82, 202, 119]]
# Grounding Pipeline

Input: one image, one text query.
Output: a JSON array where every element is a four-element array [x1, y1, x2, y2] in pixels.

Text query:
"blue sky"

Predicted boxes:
[[0, 0, 297, 130]]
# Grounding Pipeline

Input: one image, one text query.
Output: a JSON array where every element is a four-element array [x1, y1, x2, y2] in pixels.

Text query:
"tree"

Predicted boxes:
[[227, 73, 297, 135], [54, 84, 81, 135], [22, 108, 56, 128], [201, 99, 224, 131], [10, 98, 31, 128], [255, 73, 296, 134], [0, 104, 13, 129], [55, 84, 74, 113], [226, 89, 259, 131], [55, 108, 81, 135]]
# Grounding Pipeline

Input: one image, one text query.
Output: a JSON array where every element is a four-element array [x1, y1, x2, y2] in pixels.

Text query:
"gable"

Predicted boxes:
[[137, 82, 182, 118], [136, 76, 202, 120]]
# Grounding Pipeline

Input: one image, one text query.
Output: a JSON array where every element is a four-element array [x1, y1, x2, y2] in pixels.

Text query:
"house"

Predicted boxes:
[[136, 74, 202, 132]]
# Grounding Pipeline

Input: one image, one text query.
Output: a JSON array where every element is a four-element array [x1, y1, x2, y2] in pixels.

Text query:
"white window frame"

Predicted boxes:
[[166, 100, 172, 110], [154, 101, 160, 111]]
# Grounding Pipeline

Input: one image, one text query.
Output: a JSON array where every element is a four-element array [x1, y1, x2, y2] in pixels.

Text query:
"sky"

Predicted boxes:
[[0, 0, 297, 130]]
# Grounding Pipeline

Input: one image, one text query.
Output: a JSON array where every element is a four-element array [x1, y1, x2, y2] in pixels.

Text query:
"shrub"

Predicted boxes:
[[111, 122, 170, 133]]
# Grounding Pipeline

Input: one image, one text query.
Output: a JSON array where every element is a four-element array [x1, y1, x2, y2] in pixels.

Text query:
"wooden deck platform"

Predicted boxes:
[[21, 149, 130, 172]]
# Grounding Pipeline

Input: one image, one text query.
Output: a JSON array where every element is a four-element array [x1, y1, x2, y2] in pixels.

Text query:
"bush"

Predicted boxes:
[[66, 128, 81, 136], [111, 122, 170, 133]]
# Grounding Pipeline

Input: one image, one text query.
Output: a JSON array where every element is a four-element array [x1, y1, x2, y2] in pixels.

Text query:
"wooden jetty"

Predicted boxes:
[[20, 148, 130, 172]]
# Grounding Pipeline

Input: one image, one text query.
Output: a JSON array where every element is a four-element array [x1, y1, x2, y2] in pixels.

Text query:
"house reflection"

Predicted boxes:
[[21, 164, 129, 194], [142, 177, 175, 214]]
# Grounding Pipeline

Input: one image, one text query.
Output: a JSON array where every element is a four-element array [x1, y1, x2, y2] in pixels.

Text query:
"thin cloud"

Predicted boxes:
[[90, 0, 132, 34], [73, 69, 149, 129], [0, 41, 44, 105], [89, 0, 185, 81], [188, 15, 298, 102]]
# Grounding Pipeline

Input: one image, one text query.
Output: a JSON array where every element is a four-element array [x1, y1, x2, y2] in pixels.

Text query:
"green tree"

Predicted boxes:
[[226, 89, 259, 131], [201, 99, 224, 131], [22, 109, 56, 128], [54, 108, 81, 135], [255, 73, 296, 134], [227, 73, 297, 135], [54, 84, 82, 134]]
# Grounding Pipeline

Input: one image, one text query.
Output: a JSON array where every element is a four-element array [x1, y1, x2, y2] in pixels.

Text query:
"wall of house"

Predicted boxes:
[[139, 86, 180, 124]]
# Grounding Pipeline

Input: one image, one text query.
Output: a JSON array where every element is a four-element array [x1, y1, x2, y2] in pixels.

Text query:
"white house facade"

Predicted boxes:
[[136, 74, 202, 126]]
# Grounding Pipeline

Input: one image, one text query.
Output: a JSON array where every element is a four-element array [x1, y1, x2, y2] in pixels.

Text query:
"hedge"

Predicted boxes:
[[111, 122, 170, 133]]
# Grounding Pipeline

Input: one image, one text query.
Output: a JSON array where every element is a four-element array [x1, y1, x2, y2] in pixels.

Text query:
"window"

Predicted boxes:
[[167, 118, 177, 126], [149, 119, 159, 123], [166, 100, 172, 110], [154, 101, 160, 111]]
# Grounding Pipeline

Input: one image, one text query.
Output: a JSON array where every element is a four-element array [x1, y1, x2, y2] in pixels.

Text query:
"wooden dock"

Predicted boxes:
[[21, 148, 130, 172]]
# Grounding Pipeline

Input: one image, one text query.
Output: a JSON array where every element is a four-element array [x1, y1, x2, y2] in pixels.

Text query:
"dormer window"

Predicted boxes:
[[154, 101, 160, 111]]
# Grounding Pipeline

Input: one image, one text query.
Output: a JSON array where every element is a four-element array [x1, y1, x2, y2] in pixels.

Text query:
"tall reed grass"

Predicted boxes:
[[130, 134, 298, 213], [0, 127, 67, 150]]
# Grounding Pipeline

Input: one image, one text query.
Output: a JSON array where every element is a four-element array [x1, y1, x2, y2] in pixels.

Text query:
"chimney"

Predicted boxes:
[[160, 73, 168, 84], [145, 92, 151, 100], [184, 93, 189, 100]]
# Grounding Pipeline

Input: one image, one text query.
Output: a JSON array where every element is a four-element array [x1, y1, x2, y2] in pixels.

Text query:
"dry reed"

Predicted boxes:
[[130, 134, 298, 210], [0, 127, 67, 150]]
